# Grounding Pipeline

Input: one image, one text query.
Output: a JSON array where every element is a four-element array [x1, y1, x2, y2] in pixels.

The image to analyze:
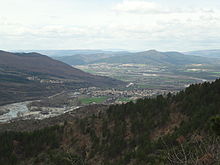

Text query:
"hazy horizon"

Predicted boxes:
[[1, 0, 220, 51], [9, 48, 220, 54]]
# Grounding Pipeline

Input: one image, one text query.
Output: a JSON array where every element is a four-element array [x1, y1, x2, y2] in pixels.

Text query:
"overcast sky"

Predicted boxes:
[[0, 0, 220, 51]]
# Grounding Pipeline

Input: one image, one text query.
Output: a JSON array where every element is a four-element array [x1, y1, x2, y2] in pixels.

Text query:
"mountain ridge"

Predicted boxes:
[[91, 50, 219, 65], [0, 50, 124, 105], [50, 49, 220, 66]]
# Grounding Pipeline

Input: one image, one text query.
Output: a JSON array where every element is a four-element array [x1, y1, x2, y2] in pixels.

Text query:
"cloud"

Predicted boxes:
[[113, 0, 214, 14], [0, 20, 101, 39], [113, 1, 164, 14], [110, 0, 220, 42], [0, 1, 220, 51]]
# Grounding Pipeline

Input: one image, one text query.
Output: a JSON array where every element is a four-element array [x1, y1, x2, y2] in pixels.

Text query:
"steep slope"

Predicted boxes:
[[0, 50, 124, 105], [0, 79, 220, 164], [92, 50, 219, 65], [0, 51, 85, 78]]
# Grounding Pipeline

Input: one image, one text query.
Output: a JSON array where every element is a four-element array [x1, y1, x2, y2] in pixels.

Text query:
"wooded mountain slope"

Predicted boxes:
[[0, 79, 220, 164]]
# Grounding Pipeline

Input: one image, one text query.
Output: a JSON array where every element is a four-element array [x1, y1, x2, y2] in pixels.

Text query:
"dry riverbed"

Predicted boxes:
[[0, 101, 81, 123]]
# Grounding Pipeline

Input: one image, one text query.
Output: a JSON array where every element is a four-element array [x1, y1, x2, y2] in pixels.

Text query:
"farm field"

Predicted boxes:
[[79, 96, 108, 105], [76, 63, 220, 91]]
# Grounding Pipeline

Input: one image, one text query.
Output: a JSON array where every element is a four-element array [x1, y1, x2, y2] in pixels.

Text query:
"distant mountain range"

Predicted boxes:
[[92, 50, 220, 65], [0, 50, 124, 105], [185, 49, 220, 58], [54, 52, 133, 65], [16, 49, 220, 66], [14, 50, 133, 65], [49, 50, 220, 66], [14, 50, 131, 57]]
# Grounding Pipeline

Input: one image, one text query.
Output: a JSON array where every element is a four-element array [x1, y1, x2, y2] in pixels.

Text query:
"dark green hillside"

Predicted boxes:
[[1, 79, 220, 164]]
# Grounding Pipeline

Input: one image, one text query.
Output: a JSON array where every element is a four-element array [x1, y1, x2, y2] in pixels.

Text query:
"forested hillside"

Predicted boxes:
[[1, 79, 220, 165]]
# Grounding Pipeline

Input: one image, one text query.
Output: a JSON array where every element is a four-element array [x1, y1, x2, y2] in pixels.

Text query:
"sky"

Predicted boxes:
[[0, 0, 220, 51]]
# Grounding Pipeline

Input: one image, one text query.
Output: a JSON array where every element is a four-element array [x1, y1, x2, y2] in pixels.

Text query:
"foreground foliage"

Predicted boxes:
[[1, 79, 220, 164]]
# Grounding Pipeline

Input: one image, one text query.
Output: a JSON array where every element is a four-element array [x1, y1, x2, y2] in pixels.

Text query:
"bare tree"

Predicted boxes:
[[164, 136, 220, 165]]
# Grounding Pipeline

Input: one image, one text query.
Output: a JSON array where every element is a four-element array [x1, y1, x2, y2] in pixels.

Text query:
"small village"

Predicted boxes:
[[0, 85, 175, 123], [76, 86, 176, 104]]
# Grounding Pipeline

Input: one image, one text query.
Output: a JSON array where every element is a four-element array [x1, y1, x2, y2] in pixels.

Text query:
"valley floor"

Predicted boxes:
[[75, 63, 219, 90]]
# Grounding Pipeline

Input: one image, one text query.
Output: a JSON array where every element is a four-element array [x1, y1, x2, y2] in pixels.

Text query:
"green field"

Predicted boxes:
[[117, 97, 132, 102], [79, 96, 108, 104]]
